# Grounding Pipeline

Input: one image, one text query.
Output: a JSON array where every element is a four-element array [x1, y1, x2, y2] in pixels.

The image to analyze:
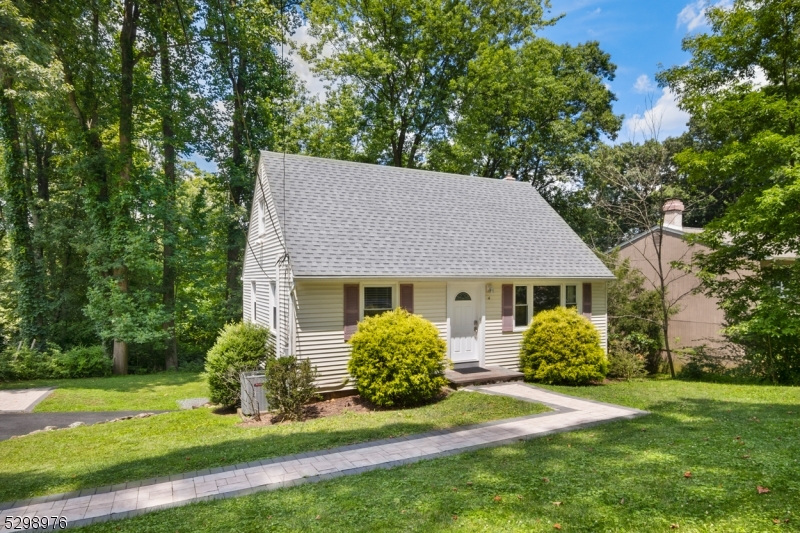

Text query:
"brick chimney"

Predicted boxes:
[[663, 199, 684, 230]]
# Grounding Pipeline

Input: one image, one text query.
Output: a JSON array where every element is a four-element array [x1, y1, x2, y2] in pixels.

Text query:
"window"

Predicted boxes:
[[364, 287, 392, 317], [250, 282, 257, 322], [533, 286, 561, 316], [455, 292, 471, 301], [565, 285, 577, 309], [258, 199, 266, 235], [514, 286, 528, 327], [269, 281, 277, 329]]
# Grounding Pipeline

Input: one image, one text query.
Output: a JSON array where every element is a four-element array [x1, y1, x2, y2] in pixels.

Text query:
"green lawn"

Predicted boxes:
[[0, 391, 546, 503], [77, 379, 800, 533], [0, 373, 207, 412]]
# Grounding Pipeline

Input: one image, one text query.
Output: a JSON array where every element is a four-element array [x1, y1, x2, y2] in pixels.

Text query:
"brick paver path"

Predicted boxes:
[[0, 383, 646, 530], [0, 388, 53, 413]]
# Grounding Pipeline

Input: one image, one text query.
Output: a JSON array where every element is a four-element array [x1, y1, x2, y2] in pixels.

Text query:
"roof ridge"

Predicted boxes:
[[261, 151, 529, 186]]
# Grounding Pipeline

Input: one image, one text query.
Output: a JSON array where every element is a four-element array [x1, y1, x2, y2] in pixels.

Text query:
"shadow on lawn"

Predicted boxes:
[[1, 414, 489, 503], [72, 396, 799, 533], [0, 372, 202, 393]]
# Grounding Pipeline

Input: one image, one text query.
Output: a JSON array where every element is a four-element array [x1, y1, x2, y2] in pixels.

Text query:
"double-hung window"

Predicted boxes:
[[565, 285, 578, 309], [364, 287, 393, 317], [513, 284, 578, 329], [533, 286, 561, 316], [514, 286, 529, 328]]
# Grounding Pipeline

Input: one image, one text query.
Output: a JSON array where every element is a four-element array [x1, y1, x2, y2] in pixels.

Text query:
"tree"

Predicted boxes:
[[600, 250, 664, 373], [430, 38, 620, 196], [659, 0, 800, 383], [300, 0, 551, 167], [201, 0, 299, 322], [590, 135, 695, 377], [0, 0, 57, 344]]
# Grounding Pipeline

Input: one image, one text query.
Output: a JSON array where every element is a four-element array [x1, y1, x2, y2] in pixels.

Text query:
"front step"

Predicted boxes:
[[445, 366, 524, 388]]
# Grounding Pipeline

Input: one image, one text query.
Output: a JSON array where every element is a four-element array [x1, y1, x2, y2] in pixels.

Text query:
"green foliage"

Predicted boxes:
[[264, 356, 320, 421], [659, 0, 800, 383], [431, 38, 620, 202], [0, 344, 111, 381], [600, 251, 664, 373], [520, 306, 608, 385], [205, 322, 273, 407], [607, 338, 647, 381], [347, 308, 447, 407], [677, 345, 727, 381]]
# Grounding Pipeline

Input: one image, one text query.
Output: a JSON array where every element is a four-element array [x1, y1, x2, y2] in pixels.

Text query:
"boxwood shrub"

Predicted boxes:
[[347, 308, 447, 407], [519, 306, 608, 385], [205, 322, 273, 407]]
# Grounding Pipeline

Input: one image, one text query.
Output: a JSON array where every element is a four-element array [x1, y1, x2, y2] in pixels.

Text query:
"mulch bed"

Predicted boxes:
[[238, 390, 452, 427]]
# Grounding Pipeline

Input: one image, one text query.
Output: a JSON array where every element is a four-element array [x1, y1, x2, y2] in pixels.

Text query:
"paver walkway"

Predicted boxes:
[[0, 383, 647, 531], [0, 388, 53, 413]]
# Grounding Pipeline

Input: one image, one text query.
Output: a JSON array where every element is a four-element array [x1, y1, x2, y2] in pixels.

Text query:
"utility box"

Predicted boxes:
[[240, 371, 267, 416]]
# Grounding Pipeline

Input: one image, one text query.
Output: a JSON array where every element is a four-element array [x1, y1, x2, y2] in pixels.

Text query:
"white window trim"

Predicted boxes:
[[359, 283, 398, 320], [269, 281, 277, 330], [258, 198, 266, 235], [512, 283, 570, 332], [250, 281, 257, 323]]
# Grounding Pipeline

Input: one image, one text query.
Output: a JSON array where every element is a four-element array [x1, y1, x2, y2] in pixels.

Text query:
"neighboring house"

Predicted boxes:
[[243, 152, 614, 390], [616, 200, 725, 349]]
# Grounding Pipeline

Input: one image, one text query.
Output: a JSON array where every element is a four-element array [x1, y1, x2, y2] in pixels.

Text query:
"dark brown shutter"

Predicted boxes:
[[399, 284, 414, 313], [501, 284, 514, 332], [344, 284, 359, 341], [582, 283, 592, 319]]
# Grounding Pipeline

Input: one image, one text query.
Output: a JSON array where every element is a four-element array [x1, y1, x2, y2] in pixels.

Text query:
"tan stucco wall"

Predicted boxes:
[[617, 231, 725, 348]]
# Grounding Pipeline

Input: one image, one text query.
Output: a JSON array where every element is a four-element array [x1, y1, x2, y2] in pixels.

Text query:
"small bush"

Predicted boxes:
[[520, 307, 608, 385], [0, 344, 111, 381], [51, 346, 112, 379], [264, 356, 319, 421], [348, 308, 447, 407], [205, 322, 274, 407], [608, 338, 647, 380], [677, 345, 727, 380]]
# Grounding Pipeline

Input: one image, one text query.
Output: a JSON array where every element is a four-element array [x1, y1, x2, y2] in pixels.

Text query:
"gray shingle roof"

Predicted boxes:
[[262, 152, 614, 279]]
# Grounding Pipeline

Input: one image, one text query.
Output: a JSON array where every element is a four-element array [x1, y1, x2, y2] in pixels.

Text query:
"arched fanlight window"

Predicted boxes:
[[455, 292, 472, 301]]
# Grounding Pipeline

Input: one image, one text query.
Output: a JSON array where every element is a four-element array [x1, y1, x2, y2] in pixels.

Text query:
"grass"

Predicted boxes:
[[76, 379, 800, 533], [0, 390, 547, 503], [0, 373, 207, 412]]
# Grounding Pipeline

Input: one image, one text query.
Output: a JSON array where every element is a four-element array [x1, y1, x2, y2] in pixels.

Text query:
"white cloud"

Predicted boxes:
[[289, 24, 329, 99], [633, 74, 656, 94], [622, 88, 690, 141], [677, 0, 732, 32]]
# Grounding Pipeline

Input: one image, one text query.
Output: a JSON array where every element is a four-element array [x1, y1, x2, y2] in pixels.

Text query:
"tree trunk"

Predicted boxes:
[[157, 2, 178, 369], [225, 60, 248, 322], [114, 0, 139, 374], [0, 70, 48, 344]]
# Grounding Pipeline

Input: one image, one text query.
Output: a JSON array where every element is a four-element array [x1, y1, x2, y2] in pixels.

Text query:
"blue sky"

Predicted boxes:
[[190, 0, 716, 172], [540, 0, 715, 143]]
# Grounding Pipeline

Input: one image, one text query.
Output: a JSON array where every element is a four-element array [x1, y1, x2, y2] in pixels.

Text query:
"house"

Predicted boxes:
[[243, 152, 614, 390], [616, 199, 724, 349], [617, 199, 797, 351]]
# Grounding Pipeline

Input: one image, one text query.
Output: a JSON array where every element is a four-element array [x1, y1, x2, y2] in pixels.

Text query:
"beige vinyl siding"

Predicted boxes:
[[483, 284, 522, 370], [591, 282, 608, 351], [410, 282, 447, 340], [295, 281, 350, 388], [242, 159, 293, 354], [295, 281, 447, 389]]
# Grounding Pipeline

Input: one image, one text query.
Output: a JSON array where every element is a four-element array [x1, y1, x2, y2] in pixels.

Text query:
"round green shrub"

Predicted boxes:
[[347, 308, 447, 407], [51, 346, 112, 378], [205, 322, 273, 406], [519, 307, 609, 385]]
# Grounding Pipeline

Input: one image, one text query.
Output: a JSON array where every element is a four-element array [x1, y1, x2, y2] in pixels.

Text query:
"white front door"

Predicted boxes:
[[450, 286, 480, 363]]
